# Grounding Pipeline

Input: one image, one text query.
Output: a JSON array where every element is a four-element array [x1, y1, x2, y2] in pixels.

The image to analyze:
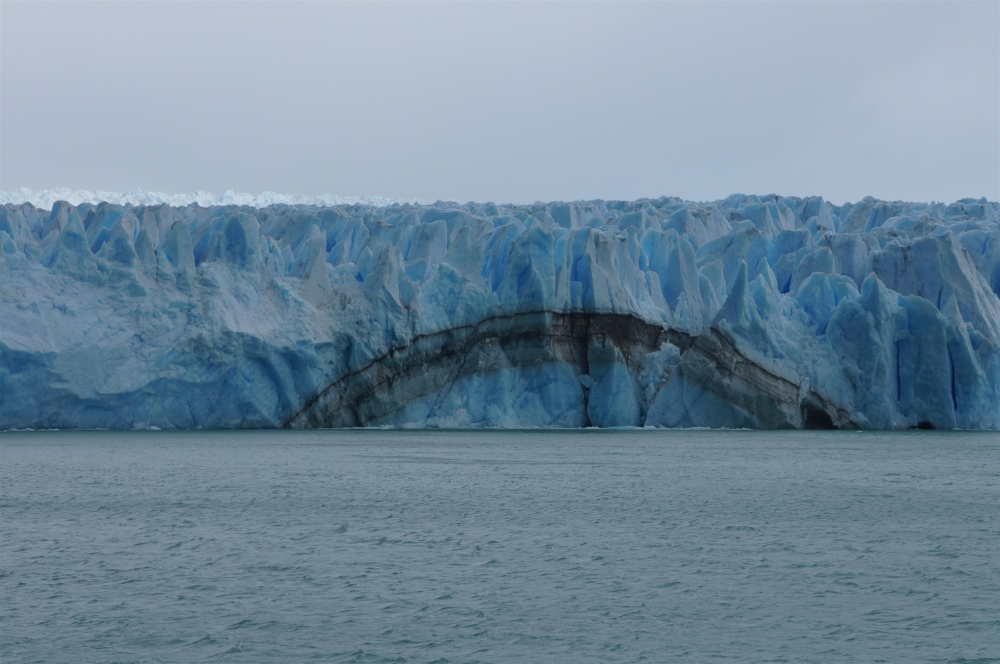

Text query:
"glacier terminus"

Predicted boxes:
[[1, 193, 998, 430]]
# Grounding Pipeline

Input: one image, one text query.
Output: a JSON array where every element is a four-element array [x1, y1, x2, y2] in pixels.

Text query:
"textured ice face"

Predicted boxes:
[[0, 189, 423, 210], [1, 194, 998, 430]]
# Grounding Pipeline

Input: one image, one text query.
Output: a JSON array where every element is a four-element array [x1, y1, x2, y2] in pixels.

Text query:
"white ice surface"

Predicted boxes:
[[0, 189, 425, 210]]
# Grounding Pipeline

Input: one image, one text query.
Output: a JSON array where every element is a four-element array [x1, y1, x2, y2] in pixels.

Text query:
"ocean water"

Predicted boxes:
[[1, 430, 997, 663]]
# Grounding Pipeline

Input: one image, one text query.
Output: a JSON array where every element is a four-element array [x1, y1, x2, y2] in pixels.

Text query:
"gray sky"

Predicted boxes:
[[2, 1, 997, 205]]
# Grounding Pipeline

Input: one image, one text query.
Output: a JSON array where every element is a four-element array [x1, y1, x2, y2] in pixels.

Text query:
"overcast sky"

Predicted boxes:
[[2, 1, 997, 205]]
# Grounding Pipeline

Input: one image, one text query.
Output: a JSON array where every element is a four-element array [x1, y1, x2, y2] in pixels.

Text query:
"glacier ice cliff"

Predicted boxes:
[[1, 193, 998, 429], [0, 188, 421, 212]]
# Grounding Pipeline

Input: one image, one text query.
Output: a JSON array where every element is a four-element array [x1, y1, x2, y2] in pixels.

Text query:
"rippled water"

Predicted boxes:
[[1, 429, 997, 663]]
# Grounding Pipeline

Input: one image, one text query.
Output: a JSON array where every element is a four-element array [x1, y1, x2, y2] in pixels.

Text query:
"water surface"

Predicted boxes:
[[2, 429, 997, 663]]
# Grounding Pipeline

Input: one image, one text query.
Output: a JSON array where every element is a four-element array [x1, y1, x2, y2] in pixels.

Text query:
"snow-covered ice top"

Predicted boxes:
[[1, 193, 998, 430], [0, 188, 424, 210]]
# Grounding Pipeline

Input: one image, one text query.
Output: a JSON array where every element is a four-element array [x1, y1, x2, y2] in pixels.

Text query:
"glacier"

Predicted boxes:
[[1, 193, 998, 430], [0, 188, 422, 211]]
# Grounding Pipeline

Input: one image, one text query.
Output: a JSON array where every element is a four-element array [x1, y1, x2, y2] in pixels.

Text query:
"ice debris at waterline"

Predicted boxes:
[[1, 194, 998, 430]]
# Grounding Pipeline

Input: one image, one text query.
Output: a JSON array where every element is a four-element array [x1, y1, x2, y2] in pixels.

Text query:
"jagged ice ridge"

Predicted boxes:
[[1, 193, 998, 429], [0, 188, 423, 211]]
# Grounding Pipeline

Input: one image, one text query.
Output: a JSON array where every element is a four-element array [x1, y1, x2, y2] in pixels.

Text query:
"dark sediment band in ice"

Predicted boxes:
[[2, 194, 998, 429]]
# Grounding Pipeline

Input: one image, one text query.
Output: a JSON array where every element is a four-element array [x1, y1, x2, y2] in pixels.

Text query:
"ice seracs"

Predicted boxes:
[[0, 188, 421, 210], [1, 193, 998, 430]]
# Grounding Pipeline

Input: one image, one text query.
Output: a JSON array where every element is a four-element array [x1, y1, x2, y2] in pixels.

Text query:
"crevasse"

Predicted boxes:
[[1, 194, 998, 429]]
